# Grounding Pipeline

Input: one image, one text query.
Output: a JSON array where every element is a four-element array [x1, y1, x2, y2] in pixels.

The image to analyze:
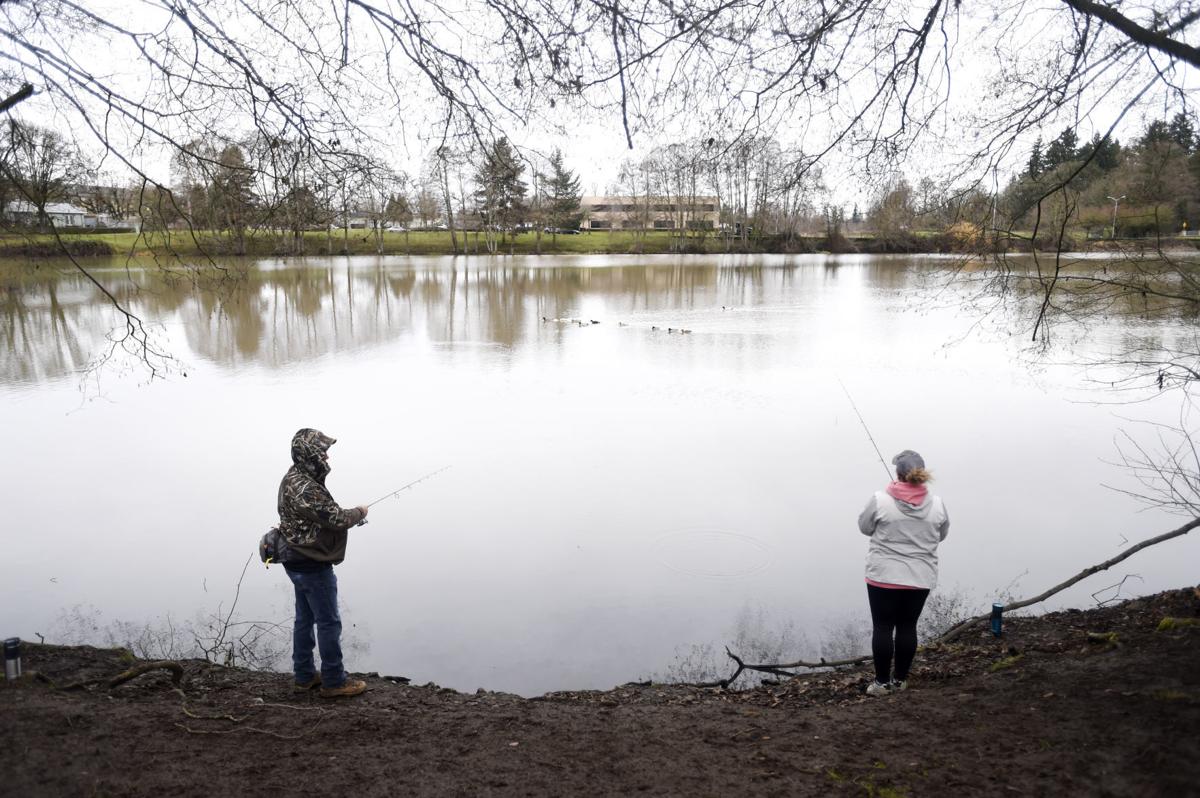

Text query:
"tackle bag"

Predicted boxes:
[[258, 526, 292, 567]]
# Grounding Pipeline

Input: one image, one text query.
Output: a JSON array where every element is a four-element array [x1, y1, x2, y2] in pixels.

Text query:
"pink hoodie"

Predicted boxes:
[[886, 480, 927, 506]]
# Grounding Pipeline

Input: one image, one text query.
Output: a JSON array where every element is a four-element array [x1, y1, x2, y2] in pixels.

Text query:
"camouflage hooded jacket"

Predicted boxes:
[[277, 429, 365, 566]]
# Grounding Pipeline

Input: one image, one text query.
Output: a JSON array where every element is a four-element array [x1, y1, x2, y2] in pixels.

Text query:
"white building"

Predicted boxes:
[[6, 201, 90, 227], [581, 195, 720, 231]]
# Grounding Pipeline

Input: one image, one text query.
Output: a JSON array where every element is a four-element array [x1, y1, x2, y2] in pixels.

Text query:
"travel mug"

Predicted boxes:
[[990, 604, 1004, 637], [4, 638, 20, 680]]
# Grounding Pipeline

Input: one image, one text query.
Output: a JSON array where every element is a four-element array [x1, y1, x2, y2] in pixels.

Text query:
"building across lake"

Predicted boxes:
[[6, 201, 89, 228], [4, 200, 138, 230], [581, 195, 720, 231]]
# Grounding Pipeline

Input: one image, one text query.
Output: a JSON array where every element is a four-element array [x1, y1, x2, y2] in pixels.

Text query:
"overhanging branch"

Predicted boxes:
[[0, 83, 34, 114], [1059, 0, 1200, 69]]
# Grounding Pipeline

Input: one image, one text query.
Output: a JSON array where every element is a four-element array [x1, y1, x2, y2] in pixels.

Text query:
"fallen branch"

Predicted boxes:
[[939, 516, 1200, 643], [698, 647, 871, 689], [1092, 574, 1144, 606], [688, 646, 835, 690], [691, 648, 745, 689], [108, 661, 184, 689], [713, 516, 1200, 687], [44, 660, 185, 691]]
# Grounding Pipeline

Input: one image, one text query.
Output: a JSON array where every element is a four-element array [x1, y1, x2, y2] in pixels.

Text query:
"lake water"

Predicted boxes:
[[2, 253, 1197, 695]]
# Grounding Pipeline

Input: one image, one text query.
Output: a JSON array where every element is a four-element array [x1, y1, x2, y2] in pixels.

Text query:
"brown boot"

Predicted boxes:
[[292, 675, 321, 693], [319, 678, 367, 698]]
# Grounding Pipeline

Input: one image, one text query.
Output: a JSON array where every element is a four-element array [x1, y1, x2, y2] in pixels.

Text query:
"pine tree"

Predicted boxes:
[[1082, 133, 1122, 171], [1026, 136, 1044, 178], [473, 137, 527, 242], [210, 144, 256, 254], [543, 148, 582, 233], [1138, 119, 1171, 148], [1043, 127, 1079, 170], [1167, 112, 1196, 153], [385, 193, 413, 228], [385, 192, 414, 252]]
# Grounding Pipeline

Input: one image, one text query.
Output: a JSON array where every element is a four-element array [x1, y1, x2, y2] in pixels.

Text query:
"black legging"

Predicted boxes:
[[866, 584, 930, 684]]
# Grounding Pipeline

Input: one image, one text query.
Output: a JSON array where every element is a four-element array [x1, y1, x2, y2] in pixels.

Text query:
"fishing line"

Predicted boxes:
[[355, 465, 451, 526], [652, 528, 773, 580], [836, 376, 892, 481]]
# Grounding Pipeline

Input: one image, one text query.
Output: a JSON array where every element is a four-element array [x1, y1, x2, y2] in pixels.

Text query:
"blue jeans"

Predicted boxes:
[[285, 565, 345, 688]]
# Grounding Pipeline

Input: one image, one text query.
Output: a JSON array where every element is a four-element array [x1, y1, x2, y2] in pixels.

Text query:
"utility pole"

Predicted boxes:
[[1107, 195, 1125, 239]]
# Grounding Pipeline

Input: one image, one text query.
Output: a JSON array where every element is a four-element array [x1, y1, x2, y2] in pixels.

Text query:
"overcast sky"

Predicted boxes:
[[12, 0, 1199, 204]]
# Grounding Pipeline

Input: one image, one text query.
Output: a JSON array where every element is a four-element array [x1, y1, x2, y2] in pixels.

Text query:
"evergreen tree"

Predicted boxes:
[[385, 193, 413, 228], [1139, 119, 1171, 148], [1167, 111, 1196, 153], [1026, 136, 1044, 178], [209, 144, 256, 253], [473, 137, 527, 239], [543, 148, 582, 232], [1082, 133, 1122, 171], [385, 192, 414, 251], [1043, 127, 1079, 170]]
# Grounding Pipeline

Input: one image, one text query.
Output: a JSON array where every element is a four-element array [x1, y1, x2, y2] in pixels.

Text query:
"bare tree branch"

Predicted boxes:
[[939, 517, 1200, 642], [0, 82, 34, 113], [1060, 0, 1200, 69]]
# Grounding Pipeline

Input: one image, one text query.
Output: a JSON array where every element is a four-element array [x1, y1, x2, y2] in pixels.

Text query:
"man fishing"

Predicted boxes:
[[277, 428, 370, 698]]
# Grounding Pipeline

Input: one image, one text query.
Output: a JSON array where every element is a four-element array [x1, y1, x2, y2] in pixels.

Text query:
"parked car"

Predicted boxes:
[[543, 227, 581, 235], [386, 225, 407, 232]]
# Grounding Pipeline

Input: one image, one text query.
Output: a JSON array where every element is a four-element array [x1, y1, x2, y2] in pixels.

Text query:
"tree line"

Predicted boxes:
[[0, 122, 586, 256], [1008, 113, 1198, 238], [863, 113, 1200, 248], [6, 112, 1198, 260]]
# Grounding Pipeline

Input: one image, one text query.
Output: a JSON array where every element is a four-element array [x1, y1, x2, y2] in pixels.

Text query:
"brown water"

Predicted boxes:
[[2, 253, 1195, 694]]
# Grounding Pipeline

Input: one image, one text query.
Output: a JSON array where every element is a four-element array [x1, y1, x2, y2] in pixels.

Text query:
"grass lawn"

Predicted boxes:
[[2, 228, 1193, 263], [0, 228, 743, 258]]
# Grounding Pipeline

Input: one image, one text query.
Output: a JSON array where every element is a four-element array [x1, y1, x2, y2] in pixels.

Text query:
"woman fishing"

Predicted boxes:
[[857, 450, 950, 696]]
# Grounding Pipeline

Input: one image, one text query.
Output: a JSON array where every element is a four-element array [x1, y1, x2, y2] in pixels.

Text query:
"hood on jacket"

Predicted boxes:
[[291, 428, 336, 481], [886, 481, 933, 517]]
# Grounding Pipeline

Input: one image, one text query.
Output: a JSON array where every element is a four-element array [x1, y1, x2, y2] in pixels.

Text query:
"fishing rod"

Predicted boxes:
[[355, 466, 451, 526], [836, 376, 893, 481]]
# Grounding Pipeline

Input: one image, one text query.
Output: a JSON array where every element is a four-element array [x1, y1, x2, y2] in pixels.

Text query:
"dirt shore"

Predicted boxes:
[[3, 588, 1199, 796]]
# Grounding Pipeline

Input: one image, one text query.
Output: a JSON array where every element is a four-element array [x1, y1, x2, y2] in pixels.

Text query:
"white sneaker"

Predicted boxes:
[[866, 681, 891, 696], [890, 680, 907, 692]]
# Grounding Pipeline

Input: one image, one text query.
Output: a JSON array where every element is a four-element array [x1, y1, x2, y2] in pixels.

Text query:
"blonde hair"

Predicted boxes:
[[901, 467, 933, 485]]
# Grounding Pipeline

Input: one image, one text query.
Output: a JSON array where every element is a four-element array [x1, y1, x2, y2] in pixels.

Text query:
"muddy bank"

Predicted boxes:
[[3, 588, 1198, 796]]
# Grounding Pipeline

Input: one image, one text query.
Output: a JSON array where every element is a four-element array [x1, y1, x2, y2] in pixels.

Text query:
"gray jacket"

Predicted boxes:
[[858, 490, 950, 589]]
